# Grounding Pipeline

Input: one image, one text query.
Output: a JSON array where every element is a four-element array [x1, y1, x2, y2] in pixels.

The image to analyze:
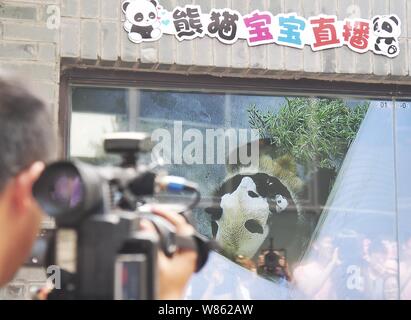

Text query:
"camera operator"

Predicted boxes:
[[0, 74, 54, 287], [0, 73, 198, 300]]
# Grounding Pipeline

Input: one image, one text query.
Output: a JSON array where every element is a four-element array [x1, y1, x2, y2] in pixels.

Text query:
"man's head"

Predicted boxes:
[[0, 73, 55, 286]]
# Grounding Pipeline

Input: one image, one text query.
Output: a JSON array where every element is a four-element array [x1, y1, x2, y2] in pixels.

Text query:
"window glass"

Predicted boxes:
[[70, 85, 402, 299], [394, 100, 411, 300], [292, 102, 398, 300]]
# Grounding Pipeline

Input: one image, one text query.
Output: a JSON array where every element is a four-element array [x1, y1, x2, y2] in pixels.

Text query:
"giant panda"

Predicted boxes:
[[205, 139, 336, 268]]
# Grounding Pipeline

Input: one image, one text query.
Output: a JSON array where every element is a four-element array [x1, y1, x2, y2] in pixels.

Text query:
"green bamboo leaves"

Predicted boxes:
[[248, 98, 369, 171]]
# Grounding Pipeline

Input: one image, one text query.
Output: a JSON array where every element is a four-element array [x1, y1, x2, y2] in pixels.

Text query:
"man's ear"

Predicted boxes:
[[122, 0, 131, 13], [10, 162, 45, 215]]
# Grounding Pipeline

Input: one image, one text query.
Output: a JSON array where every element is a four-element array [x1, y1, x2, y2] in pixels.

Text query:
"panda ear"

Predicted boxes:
[[150, 0, 158, 7], [211, 221, 219, 238], [390, 15, 399, 25], [122, 1, 131, 14], [373, 16, 380, 25]]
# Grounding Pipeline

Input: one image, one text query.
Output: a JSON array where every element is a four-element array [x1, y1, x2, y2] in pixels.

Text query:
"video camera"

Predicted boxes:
[[28, 132, 213, 300]]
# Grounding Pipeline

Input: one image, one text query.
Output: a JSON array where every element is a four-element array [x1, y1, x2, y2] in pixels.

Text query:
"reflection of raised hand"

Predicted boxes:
[[385, 259, 398, 274], [212, 270, 224, 285], [293, 246, 341, 299], [331, 248, 342, 266], [201, 271, 225, 300], [363, 239, 371, 263]]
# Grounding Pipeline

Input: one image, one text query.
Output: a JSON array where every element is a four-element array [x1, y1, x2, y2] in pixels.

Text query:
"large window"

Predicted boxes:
[[65, 71, 411, 300]]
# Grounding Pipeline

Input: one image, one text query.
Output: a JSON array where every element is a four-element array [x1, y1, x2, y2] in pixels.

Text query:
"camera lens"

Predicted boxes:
[[50, 174, 84, 210], [33, 163, 85, 219], [34, 160, 107, 227]]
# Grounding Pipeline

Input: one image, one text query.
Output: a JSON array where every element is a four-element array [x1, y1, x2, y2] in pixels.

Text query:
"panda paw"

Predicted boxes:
[[128, 32, 143, 44], [151, 28, 162, 40], [388, 45, 398, 56], [123, 21, 133, 33]]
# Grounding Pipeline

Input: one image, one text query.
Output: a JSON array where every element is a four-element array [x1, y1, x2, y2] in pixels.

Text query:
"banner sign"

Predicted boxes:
[[122, 0, 401, 58]]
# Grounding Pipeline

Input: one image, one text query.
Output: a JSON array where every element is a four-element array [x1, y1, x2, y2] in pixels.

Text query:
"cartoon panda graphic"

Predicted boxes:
[[122, 0, 162, 43], [205, 140, 336, 266], [372, 15, 401, 58]]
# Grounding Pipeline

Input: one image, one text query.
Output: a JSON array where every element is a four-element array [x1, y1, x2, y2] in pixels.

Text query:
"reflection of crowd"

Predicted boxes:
[[186, 233, 411, 300], [400, 235, 411, 299], [293, 236, 340, 299], [188, 231, 411, 300], [293, 234, 404, 300], [363, 238, 398, 299]]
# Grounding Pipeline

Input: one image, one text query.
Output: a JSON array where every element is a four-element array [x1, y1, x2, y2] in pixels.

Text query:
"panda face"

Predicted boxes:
[[122, 0, 158, 27], [221, 176, 271, 233], [216, 176, 271, 258], [373, 15, 401, 38], [206, 173, 295, 258]]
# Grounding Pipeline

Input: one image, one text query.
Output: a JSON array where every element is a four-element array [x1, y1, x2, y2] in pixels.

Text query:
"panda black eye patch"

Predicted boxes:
[[245, 219, 264, 234], [248, 191, 259, 198], [134, 13, 144, 22], [382, 21, 393, 33], [149, 12, 156, 19]]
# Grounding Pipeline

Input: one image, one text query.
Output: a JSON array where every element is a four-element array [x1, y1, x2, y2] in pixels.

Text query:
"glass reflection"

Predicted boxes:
[[395, 101, 411, 300], [400, 236, 411, 299], [293, 102, 399, 300], [293, 236, 340, 299]]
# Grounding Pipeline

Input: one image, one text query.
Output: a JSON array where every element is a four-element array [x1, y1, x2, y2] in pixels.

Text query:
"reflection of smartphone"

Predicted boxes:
[[114, 254, 147, 300]]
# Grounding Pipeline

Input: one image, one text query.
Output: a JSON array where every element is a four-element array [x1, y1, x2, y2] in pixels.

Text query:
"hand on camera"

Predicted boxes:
[[140, 206, 198, 300]]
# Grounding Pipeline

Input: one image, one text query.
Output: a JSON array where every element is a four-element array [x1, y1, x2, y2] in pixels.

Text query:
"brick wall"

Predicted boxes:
[[0, 0, 60, 124], [59, 0, 411, 82], [0, 0, 410, 114], [0, 0, 411, 299]]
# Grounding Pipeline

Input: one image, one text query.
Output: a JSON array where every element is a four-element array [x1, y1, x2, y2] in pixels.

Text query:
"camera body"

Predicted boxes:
[[30, 132, 211, 300], [44, 211, 159, 300]]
